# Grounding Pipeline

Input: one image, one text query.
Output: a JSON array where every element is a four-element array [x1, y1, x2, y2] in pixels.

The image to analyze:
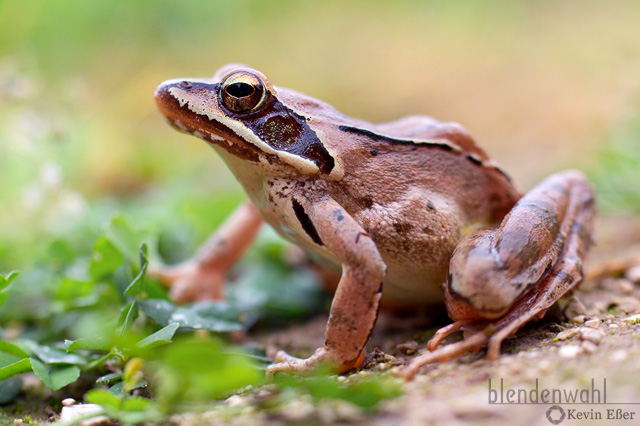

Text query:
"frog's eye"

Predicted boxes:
[[220, 71, 267, 113]]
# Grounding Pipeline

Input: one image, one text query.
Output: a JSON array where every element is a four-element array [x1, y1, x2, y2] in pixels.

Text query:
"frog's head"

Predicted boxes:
[[155, 64, 338, 178]]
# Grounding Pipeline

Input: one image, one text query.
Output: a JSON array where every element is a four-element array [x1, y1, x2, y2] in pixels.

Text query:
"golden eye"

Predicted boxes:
[[220, 71, 267, 113]]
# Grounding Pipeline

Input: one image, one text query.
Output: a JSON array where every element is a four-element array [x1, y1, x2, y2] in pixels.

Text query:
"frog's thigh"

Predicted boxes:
[[266, 197, 385, 375], [445, 170, 595, 321]]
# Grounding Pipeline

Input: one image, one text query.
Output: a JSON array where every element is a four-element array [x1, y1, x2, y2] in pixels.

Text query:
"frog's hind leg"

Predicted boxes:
[[487, 193, 594, 359], [400, 171, 595, 379]]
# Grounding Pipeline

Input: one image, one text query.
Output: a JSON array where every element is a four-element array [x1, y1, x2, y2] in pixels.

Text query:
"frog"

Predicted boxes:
[[152, 64, 596, 378]]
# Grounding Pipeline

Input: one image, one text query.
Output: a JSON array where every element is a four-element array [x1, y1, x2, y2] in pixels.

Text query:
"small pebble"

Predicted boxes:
[[602, 278, 634, 295], [622, 314, 640, 323], [615, 296, 640, 313], [331, 400, 365, 423], [559, 345, 582, 359], [280, 399, 315, 421], [13, 420, 23, 426], [618, 280, 635, 295], [374, 362, 391, 371], [579, 328, 604, 344], [584, 319, 601, 329], [581, 341, 598, 354], [625, 265, 640, 283], [609, 324, 619, 329], [60, 404, 108, 426], [62, 398, 76, 406], [611, 349, 628, 362], [396, 341, 418, 355], [538, 359, 552, 374], [556, 328, 580, 341], [571, 315, 587, 324], [225, 395, 246, 408], [256, 389, 272, 398]]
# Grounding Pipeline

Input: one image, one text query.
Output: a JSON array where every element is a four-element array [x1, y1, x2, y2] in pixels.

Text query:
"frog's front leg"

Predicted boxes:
[[401, 170, 595, 379], [266, 197, 386, 376], [150, 201, 263, 302]]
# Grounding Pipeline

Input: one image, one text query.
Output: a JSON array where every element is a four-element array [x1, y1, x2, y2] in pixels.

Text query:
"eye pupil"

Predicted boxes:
[[226, 82, 255, 98]]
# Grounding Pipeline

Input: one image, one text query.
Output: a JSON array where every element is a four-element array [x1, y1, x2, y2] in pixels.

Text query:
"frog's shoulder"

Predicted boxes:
[[371, 115, 490, 161]]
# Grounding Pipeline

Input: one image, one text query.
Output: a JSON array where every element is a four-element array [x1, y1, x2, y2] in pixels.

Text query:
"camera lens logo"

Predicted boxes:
[[546, 405, 566, 425]]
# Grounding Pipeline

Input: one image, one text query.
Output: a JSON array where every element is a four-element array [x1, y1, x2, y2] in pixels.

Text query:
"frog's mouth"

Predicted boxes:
[[154, 80, 262, 163]]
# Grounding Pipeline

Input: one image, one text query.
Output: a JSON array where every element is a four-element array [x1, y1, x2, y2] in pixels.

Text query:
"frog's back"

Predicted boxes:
[[322, 116, 521, 224], [320, 117, 521, 304]]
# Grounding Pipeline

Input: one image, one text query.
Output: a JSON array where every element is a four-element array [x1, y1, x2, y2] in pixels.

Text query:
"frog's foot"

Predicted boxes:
[[149, 202, 263, 303], [266, 347, 365, 378], [425, 319, 480, 351], [398, 332, 488, 380], [149, 261, 225, 303]]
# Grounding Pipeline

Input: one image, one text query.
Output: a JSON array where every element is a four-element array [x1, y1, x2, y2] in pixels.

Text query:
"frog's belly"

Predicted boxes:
[[265, 209, 453, 306], [381, 260, 446, 304], [307, 249, 447, 306]]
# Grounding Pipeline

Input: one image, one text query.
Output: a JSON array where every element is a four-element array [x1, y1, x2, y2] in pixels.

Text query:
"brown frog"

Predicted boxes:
[[152, 64, 595, 378]]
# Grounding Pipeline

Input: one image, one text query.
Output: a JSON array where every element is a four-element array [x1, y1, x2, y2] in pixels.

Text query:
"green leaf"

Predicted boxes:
[[138, 299, 244, 332], [137, 299, 174, 326], [0, 341, 30, 373], [174, 302, 245, 332], [44, 239, 76, 267], [89, 237, 124, 281], [0, 358, 32, 382], [108, 380, 147, 396], [118, 300, 138, 335], [107, 215, 145, 262], [30, 344, 87, 366], [155, 338, 261, 406], [0, 378, 22, 404], [0, 271, 18, 291], [121, 396, 150, 411], [65, 337, 111, 351], [124, 244, 148, 297], [136, 323, 179, 349], [55, 278, 94, 301], [229, 261, 324, 319], [276, 375, 402, 409], [0, 271, 18, 293], [85, 389, 121, 410], [0, 340, 30, 359], [30, 358, 80, 391], [96, 372, 122, 385]]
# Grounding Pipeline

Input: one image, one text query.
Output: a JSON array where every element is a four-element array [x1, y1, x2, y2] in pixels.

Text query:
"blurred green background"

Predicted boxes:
[[1, 0, 640, 272]]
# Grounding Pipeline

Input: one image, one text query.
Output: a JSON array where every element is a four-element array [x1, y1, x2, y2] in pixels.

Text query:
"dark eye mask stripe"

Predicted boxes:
[[240, 98, 336, 174]]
